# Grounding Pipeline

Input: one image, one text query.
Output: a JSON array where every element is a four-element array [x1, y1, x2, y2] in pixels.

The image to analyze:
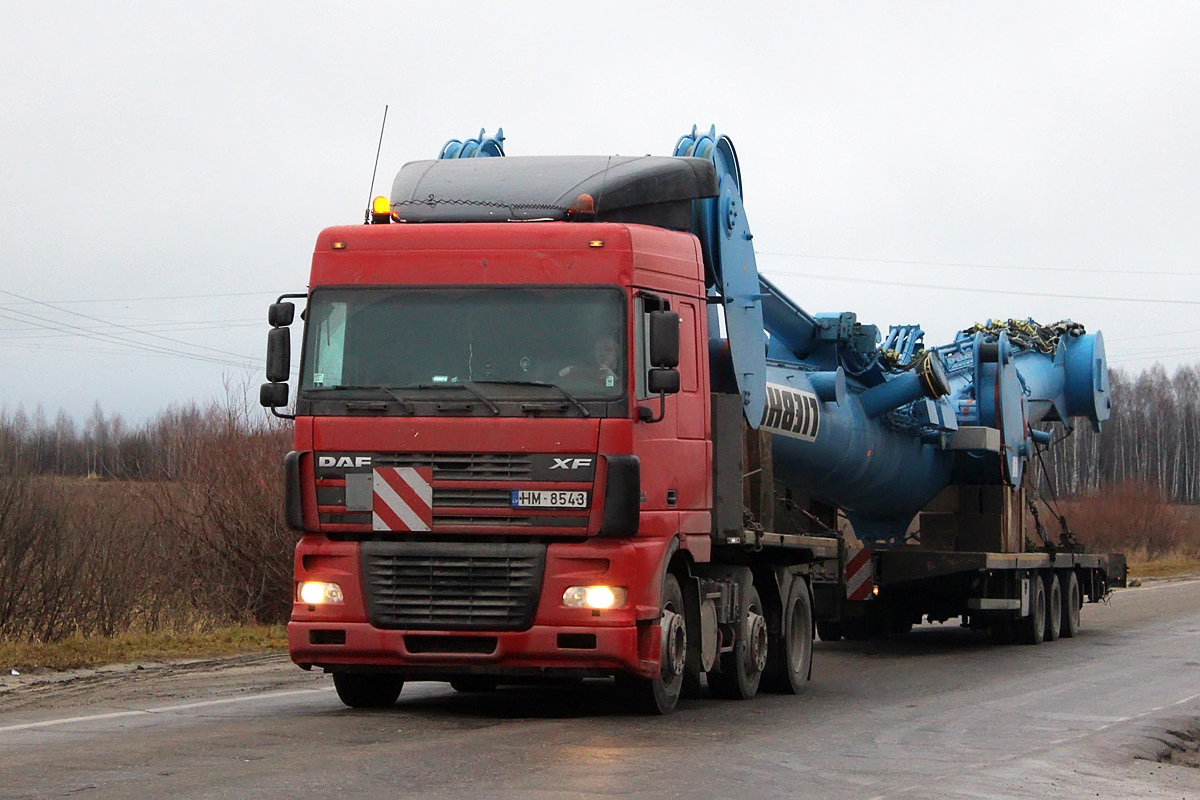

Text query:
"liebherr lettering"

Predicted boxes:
[[760, 382, 820, 442]]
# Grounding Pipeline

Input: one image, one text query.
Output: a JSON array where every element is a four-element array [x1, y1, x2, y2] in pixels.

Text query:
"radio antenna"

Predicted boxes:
[[364, 104, 389, 223]]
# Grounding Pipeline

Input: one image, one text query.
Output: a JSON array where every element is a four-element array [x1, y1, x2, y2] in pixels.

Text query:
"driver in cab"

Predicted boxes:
[[559, 334, 618, 389]]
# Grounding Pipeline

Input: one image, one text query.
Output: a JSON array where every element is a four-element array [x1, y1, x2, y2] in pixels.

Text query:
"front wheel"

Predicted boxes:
[[450, 676, 498, 693], [333, 673, 404, 708], [621, 573, 687, 715]]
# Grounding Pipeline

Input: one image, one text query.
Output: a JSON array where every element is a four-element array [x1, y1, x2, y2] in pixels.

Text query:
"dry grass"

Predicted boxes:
[[1127, 555, 1200, 579], [0, 624, 287, 672]]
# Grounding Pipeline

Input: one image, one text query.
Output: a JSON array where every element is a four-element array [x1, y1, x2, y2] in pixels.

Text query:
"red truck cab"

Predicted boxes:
[[282, 219, 714, 704]]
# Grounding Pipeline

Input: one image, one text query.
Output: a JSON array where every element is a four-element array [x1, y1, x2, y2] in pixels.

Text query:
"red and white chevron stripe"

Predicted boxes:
[[845, 547, 874, 601], [372, 467, 433, 532]]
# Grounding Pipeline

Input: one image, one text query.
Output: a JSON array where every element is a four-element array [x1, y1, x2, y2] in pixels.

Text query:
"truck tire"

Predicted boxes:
[[1015, 575, 1046, 645], [1043, 573, 1062, 642], [333, 673, 404, 708], [450, 676, 499, 693], [816, 621, 843, 642], [620, 573, 686, 715], [708, 584, 767, 700], [764, 579, 813, 694], [840, 619, 870, 641], [1060, 571, 1082, 638]]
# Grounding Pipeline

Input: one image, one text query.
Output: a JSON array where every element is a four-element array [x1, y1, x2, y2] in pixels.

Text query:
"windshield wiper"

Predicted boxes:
[[470, 379, 591, 418], [309, 385, 415, 414], [397, 382, 501, 416]]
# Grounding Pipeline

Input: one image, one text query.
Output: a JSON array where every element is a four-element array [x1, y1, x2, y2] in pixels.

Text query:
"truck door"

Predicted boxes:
[[632, 293, 710, 524]]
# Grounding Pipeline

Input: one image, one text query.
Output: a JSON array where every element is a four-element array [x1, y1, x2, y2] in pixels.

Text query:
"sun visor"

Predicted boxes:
[[389, 156, 718, 228]]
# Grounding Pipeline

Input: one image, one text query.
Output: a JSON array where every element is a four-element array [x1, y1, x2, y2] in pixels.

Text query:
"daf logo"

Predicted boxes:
[[318, 455, 372, 469], [550, 457, 593, 470]]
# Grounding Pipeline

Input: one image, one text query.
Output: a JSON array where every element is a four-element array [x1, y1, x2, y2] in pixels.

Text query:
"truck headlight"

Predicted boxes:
[[298, 581, 344, 604], [562, 585, 627, 609]]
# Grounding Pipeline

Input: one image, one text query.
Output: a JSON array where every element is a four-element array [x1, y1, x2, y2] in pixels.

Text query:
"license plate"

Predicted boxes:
[[511, 490, 588, 508]]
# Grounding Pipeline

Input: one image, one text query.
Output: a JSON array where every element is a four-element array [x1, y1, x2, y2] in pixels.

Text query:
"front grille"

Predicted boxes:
[[361, 541, 545, 631], [318, 487, 517, 508], [374, 453, 533, 481]]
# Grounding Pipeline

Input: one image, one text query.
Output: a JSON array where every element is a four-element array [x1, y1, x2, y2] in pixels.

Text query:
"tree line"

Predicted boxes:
[[1, 363, 1197, 504], [1037, 364, 1200, 504]]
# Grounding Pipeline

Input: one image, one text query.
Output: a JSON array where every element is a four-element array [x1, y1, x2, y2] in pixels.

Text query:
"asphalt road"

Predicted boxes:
[[2, 580, 1199, 799]]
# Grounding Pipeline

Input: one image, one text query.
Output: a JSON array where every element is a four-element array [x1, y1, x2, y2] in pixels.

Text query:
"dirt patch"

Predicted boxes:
[[1132, 716, 1200, 769], [0, 651, 315, 715]]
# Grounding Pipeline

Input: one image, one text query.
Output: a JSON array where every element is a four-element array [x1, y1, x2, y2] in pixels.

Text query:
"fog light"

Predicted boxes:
[[298, 581, 344, 604], [562, 585, 627, 609]]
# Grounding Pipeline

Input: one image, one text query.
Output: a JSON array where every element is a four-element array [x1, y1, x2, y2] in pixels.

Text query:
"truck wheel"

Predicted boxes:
[[816, 621, 843, 642], [990, 618, 1014, 644], [1015, 575, 1046, 645], [1060, 571, 1082, 637], [1043, 573, 1062, 642], [764, 579, 813, 694], [621, 573, 686, 715], [840, 619, 869, 641], [450, 676, 498, 693], [708, 585, 767, 700], [333, 673, 404, 708]]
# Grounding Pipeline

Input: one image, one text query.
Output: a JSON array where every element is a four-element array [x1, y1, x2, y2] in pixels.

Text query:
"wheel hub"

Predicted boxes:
[[661, 608, 686, 679], [747, 611, 768, 673]]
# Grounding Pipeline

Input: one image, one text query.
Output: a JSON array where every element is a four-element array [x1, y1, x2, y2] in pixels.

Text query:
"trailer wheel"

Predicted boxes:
[[450, 676, 498, 693], [764, 579, 813, 694], [709, 585, 767, 700], [1043, 573, 1062, 642], [332, 673, 404, 708], [1015, 575, 1046, 645], [620, 573, 686, 715], [816, 621, 843, 642], [1060, 571, 1082, 638]]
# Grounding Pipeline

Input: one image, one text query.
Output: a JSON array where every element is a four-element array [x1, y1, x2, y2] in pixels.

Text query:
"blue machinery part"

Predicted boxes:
[[440, 128, 506, 159], [670, 127, 1110, 545]]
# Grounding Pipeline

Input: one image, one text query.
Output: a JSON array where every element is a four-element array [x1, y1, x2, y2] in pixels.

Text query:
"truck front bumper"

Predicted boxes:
[[288, 621, 651, 678]]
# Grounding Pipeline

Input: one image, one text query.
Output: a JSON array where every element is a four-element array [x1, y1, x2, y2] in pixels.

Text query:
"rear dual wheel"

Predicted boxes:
[[1044, 573, 1063, 642], [709, 585, 768, 700], [1060, 571, 1082, 637], [763, 579, 813, 695], [1015, 574, 1046, 645]]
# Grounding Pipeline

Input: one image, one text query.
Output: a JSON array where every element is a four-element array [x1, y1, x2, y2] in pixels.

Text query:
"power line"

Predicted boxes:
[[0, 308, 251, 369], [758, 267, 1200, 306], [0, 289, 257, 362], [756, 251, 1199, 278], [0, 290, 276, 306], [0, 320, 260, 341]]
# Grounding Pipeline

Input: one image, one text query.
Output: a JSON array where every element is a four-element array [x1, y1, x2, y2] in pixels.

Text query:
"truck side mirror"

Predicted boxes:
[[638, 367, 681, 424], [269, 302, 295, 327], [648, 368, 680, 395], [265, 327, 291, 383], [259, 381, 289, 408], [648, 310, 680, 368]]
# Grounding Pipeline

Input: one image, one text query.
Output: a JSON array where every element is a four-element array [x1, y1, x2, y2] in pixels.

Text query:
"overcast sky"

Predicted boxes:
[[3, 2, 1198, 422]]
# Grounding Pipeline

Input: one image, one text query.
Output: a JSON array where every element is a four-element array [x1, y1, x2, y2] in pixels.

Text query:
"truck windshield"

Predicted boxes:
[[300, 287, 626, 400]]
